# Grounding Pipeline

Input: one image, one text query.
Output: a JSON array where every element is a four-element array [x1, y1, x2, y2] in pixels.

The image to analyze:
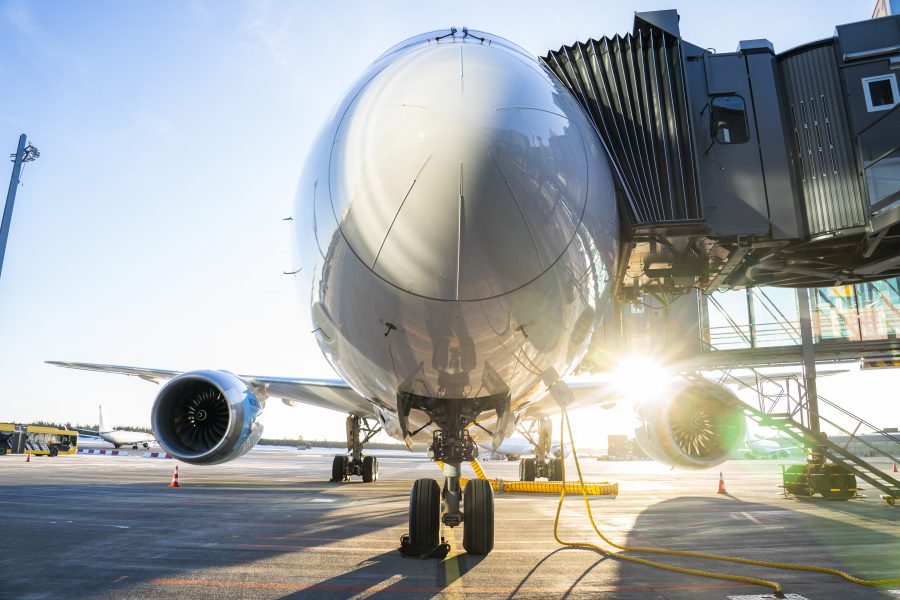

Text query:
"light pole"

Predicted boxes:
[[1, 134, 40, 282]]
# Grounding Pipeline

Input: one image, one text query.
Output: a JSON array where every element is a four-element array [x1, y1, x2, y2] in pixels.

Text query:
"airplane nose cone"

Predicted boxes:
[[329, 33, 597, 301]]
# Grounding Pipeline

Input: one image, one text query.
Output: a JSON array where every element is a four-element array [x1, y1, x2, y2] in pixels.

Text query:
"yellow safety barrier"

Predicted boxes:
[[552, 406, 900, 596]]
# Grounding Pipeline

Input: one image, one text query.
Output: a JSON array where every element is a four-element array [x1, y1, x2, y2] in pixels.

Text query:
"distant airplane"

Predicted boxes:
[[742, 432, 801, 459], [478, 435, 568, 461], [91, 405, 156, 449]]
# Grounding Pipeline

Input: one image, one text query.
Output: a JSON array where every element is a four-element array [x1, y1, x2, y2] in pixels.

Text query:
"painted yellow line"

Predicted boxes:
[[442, 523, 464, 600]]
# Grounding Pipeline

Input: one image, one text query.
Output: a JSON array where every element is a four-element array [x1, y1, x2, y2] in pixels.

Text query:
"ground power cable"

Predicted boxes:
[[553, 406, 900, 595]]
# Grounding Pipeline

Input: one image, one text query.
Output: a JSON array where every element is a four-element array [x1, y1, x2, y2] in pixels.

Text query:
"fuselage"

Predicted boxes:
[[100, 429, 156, 447], [294, 29, 619, 444]]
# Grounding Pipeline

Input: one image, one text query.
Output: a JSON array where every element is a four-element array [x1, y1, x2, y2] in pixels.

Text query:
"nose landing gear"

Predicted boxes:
[[399, 394, 507, 558]]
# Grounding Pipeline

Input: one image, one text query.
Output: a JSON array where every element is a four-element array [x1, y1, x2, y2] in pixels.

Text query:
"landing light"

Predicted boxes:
[[611, 356, 673, 404]]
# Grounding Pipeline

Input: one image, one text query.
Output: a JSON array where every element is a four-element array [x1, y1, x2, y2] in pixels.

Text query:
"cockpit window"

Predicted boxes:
[[711, 95, 750, 144]]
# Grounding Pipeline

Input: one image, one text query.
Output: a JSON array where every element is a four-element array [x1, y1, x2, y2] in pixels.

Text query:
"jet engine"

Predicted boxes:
[[151, 370, 265, 465], [634, 378, 746, 469]]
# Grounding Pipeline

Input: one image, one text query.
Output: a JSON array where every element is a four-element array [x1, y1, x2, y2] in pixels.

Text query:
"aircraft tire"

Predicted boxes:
[[362, 455, 378, 483], [549, 458, 563, 481], [519, 458, 536, 481], [819, 464, 856, 500], [463, 479, 494, 555], [330, 455, 348, 482], [409, 478, 440, 550], [783, 464, 811, 496]]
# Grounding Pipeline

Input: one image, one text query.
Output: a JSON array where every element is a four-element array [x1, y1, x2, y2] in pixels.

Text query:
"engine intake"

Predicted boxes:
[[151, 370, 264, 465], [634, 378, 745, 470]]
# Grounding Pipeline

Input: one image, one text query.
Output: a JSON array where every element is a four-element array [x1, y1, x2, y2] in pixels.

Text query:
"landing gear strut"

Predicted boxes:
[[518, 416, 563, 482], [330, 415, 381, 483], [399, 394, 507, 557]]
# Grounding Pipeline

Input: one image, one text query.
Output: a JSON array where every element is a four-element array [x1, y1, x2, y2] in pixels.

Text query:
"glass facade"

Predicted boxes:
[[704, 278, 900, 349]]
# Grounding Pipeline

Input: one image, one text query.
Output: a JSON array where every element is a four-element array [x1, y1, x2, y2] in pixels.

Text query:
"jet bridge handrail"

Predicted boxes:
[[707, 322, 803, 348], [815, 410, 899, 465], [707, 295, 753, 347], [753, 288, 802, 342], [817, 394, 900, 448]]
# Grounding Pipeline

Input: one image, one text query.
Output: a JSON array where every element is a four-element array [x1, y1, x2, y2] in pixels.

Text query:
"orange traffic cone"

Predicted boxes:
[[893, 462, 898, 474], [169, 464, 181, 488], [717, 471, 727, 494], [25, 451, 31, 463]]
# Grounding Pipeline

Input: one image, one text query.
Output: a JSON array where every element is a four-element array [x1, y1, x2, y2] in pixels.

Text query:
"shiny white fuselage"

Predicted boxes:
[[294, 30, 619, 444], [100, 429, 156, 447]]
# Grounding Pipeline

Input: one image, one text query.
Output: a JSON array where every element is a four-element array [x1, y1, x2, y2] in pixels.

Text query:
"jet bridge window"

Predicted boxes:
[[711, 96, 749, 144], [862, 74, 899, 112]]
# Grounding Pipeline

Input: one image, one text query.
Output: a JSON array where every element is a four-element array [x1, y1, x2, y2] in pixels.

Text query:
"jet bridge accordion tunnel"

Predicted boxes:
[[543, 10, 900, 300]]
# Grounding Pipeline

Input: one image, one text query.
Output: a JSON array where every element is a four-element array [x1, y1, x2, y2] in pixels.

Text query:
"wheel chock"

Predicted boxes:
[[399, 535, 451, 559]]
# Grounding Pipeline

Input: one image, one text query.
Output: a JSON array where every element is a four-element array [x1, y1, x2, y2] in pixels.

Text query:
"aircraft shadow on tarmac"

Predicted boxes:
[[0, 480, 486, 599], [503, 495, 899, 600], [2, 482, 897, 599]]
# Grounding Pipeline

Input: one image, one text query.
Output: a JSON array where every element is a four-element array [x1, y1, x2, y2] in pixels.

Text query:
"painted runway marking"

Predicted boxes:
[[443, 525, 464, 600], [740, 511, 762, 524], [347, 574, 403, 600]]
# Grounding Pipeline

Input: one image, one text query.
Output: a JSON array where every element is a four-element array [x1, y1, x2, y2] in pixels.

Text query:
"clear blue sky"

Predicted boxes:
[[0, 1, 886, 443]]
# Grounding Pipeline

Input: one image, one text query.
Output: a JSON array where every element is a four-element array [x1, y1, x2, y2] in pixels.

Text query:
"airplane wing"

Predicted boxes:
[[46, 361, 376, 417], [522, 375, 619, 417]]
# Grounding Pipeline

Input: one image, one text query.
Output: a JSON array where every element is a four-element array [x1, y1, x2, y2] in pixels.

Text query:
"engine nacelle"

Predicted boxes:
[[634, 378, 745, 470], [151, 370, 265, 465]]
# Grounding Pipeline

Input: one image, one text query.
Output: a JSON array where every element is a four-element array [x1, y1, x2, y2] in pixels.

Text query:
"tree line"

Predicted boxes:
[[19, 420, 407, 449]]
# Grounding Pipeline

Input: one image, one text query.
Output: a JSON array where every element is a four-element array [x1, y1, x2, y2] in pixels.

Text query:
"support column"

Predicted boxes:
[[796, 287, 823, 451], [746, 288, 757, 349]]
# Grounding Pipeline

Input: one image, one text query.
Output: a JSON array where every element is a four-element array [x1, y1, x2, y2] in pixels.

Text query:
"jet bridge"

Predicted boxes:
[[544, 10, 900, 300], [582, 275, 900, 502]]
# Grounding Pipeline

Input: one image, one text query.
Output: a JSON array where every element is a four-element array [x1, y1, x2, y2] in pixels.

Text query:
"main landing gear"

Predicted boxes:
[[399, 395, 508, 558], [518, 416, 563, 482], [330, 415, 381, 483]]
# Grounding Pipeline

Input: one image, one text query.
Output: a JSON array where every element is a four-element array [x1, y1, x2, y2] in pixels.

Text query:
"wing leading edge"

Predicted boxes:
[[46, 361, 376, 417]]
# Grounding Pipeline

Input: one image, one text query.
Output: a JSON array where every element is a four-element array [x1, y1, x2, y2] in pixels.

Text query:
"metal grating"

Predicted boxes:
[[778, 42, 867, 236], [542, 29, 701, 226]]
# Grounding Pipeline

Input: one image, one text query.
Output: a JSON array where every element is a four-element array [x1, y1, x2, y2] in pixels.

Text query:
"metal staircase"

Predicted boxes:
[[713, 368, 900, 502]]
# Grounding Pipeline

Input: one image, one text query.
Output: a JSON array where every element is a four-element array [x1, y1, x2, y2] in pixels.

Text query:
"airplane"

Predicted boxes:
[[742, 432, 801, 460], [88, 405, 157, 449], [477, 434, 568, 461], [49, 27, 750, 558]]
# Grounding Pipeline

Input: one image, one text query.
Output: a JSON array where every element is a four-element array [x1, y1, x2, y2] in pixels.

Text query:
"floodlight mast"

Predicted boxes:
[[1, 134, 40, 282]]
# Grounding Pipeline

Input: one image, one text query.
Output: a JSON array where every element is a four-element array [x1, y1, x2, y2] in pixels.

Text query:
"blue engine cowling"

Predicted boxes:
[[151, 370, 265, 465]]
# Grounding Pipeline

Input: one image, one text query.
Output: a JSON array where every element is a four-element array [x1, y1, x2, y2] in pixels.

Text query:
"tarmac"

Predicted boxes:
[[1, 445, 898, 599]]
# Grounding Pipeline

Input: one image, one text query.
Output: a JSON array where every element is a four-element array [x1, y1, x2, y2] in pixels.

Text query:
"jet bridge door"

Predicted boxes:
[[699, 53, 770, 237]]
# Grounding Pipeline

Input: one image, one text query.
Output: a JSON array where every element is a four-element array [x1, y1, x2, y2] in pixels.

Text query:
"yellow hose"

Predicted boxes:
[[553, 406, 900, 594]]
